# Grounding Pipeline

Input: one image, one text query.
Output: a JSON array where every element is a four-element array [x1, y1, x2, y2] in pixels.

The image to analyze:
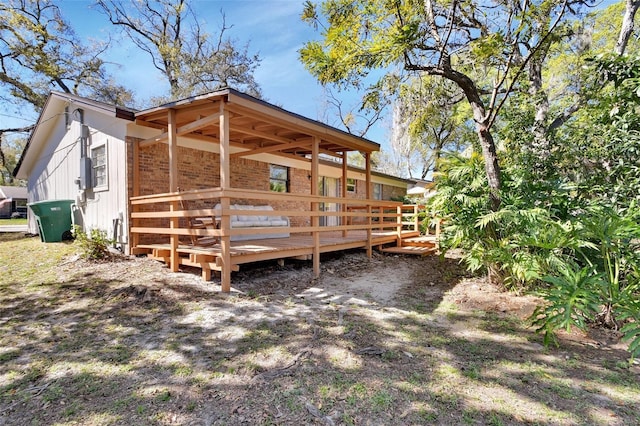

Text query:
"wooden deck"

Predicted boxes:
[[379, 235, 438, 256], [136, 229, 421, 281], [130, 188, 440, 290]]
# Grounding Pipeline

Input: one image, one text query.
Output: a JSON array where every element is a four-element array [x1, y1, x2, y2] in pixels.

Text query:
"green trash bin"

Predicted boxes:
[[28, 199, 75, 242]]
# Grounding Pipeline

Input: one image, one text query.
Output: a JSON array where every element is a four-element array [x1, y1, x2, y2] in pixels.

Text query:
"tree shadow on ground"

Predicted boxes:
[[1, 248, 638, 425]]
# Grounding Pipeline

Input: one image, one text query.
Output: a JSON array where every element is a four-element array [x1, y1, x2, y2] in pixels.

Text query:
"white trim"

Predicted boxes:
[[91, 141, 109, 192]]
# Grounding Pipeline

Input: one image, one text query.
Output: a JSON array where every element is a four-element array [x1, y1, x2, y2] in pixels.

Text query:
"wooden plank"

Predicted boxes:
[[131, 139, 140, 252], [130, 187, 223, 204], [131, 247, 151, 255], [225, 95, 379, 154], [139, 109, 222, 147], [131, 208, 220, 219], [229, 125, 302, 146], [220, 101, 232, 293], [131, 226, 221, 237], [230, 138, 312, 158], [379, 246, 437, 256], [311, 136, 320, 277]]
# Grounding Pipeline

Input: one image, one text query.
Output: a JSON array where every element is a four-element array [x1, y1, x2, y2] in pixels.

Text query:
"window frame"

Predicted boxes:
[[269, 164, 289, 193], [346, 178, 356, 193], [91, 143, 108, 191], [373, 183, 382, 200]]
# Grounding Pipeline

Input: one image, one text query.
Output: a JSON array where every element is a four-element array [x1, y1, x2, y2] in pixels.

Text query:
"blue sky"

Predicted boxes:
[[1, 0, 388, 145], [71, 0, 388, 142]]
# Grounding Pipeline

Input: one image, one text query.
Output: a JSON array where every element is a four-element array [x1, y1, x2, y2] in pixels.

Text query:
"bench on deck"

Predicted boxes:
[[214, 204, 290, 241]]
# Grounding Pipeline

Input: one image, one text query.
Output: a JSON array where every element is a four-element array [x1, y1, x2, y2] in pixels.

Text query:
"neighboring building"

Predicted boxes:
[[14, 90, 411, 253], [0, 185, 27, 218]]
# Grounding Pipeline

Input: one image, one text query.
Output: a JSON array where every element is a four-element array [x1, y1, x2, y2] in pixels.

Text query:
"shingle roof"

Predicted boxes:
[[0, 186, 27, 199]]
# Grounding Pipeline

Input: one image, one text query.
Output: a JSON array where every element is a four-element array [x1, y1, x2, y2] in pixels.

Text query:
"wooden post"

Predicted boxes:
[[219, 103, 232, 292], [311, 136, 320, 277], [341, 151, 348, 238], [168, 109, 179, 272], [130, 139, 140, 252], [365, 152, 372, 258], [396, 205, 402, 246]]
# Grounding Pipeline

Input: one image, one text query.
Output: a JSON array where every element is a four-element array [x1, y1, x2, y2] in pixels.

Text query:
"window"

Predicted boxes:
[[269, 164, 289, 192], [346, 178, 356, 193], [64, 106, 71, 128], [92, 144, 108, 189], [373, 183, 382, 200]]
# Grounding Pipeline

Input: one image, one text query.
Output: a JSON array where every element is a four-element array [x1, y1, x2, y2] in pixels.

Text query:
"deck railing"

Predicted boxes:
[[129, 187, 426, 246], [129, 187, 426, 291]]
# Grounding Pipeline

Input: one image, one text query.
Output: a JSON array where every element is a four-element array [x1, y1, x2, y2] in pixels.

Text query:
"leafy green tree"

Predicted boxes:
[[96, 0, 262, 102], [0, 0, 132, 107], [0, 0, 132, 178], [507, 1, 640, 189], [300, 0, 591, 210], [390, 76, 473, 179], [0, 133, 25, 185], [615, 0, 640, 54]]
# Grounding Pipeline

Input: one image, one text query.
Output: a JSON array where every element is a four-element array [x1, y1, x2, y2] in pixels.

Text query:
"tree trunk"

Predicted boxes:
[[476, 124, 502, 211], [615, 0, 640, 55], [438, 67, 502, 210], [528, 54, 554, 181]]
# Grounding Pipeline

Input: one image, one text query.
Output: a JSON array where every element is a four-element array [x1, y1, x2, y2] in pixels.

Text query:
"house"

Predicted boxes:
[[15, 89, 430, 291], [0, 185, 28, 218]]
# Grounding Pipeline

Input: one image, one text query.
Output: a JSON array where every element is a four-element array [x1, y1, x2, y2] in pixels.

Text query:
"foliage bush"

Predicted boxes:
[[428, 52, 640, 359], [72, 225, 113, 261], [430, 156, 640, 359]]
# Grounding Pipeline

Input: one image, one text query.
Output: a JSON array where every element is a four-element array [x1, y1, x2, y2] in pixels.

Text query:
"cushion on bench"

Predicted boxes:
[[214, 204, 290, 241]]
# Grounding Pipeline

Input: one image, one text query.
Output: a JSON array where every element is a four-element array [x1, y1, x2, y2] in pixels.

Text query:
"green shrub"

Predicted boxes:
[[531, 207, 640, 359], [72, 225, 114, 260]]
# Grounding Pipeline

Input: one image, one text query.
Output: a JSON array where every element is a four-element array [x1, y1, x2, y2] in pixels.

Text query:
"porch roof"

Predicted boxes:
[[134, 88, 380, 157]]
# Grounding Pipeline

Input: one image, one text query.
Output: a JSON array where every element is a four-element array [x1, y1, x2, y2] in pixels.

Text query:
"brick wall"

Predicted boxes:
[[126, 141, 406, 243], [382, 183, 406, 201]]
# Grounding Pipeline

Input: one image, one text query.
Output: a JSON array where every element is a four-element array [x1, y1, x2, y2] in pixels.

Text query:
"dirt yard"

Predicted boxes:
[[1, 235, 639, 425]]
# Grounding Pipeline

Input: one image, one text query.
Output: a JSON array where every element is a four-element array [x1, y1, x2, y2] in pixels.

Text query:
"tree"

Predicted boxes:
[[522, 1, 639, 183], [300, 0, 592, 211], [0, 0, 132, 178], [0, 132, 25, 185], [0, 0, 132, 108], [616, 0, 640, 55], [390, 76, 472, 179], [96, 0, 262, 102]]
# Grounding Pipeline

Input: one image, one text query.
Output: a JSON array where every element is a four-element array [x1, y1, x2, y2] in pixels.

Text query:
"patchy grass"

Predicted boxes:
[[0, 218, 27, 226], [1, 234, 639, 425]]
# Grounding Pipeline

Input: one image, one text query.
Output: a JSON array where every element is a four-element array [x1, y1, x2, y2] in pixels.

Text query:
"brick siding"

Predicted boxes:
[[126, 140, 405, 243]]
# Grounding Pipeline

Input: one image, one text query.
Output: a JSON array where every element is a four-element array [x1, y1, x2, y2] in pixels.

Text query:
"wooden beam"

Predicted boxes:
[[225, 96, 379, 154], [168, 109, 178, 193], [134, 118, 166, 130], [365, 152, 372, 258], [168, 109, 179, 272], [182, 133, 221, 145], [173, 100, 221, 116], [139, 113, 220, 147], [130, 138, 140, 252], [312, 136, 320, 278], [341, 151, 348, 238], [176, 113, 220, 135], [229, 124, 295, 145], [220, 102, 232, 292], [230, 139, 312, 158]]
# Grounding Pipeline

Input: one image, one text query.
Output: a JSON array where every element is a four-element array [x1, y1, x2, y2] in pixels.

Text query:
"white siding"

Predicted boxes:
[[26, 103, 130, 250]]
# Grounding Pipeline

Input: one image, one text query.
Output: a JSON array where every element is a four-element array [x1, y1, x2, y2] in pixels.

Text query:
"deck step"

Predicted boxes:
[[401, 236, 438, 248], [380, 245, 437, 256]]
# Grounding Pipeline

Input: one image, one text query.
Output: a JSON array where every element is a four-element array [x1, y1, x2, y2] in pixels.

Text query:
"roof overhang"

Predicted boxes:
[[13, 91, 135, 179], [134, 88, 381, 158]]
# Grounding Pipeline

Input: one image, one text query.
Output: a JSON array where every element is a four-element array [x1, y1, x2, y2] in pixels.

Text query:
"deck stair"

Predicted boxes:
[[380, 235, 438, 256]]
